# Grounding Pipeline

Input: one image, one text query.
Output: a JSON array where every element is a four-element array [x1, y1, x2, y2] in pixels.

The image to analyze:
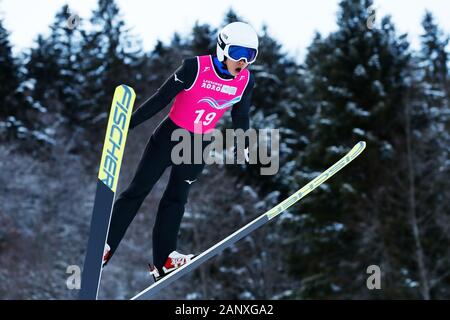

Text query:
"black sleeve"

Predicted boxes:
[[129, 57, 198, 129], [230, 73, 255, 132]]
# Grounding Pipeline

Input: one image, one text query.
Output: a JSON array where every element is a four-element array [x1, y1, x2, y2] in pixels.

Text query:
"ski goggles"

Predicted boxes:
[[225, 45, 258, 64]]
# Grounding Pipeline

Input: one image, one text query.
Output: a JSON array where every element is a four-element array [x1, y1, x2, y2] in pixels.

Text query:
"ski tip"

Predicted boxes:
[[352, 141, 366, 152]]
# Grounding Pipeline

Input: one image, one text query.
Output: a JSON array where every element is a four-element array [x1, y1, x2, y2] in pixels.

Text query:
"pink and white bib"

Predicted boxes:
[[169, 55, 250, 134]]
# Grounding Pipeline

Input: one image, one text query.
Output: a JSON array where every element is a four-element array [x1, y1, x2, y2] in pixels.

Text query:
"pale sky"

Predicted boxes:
[[0, 0, 449, 60]]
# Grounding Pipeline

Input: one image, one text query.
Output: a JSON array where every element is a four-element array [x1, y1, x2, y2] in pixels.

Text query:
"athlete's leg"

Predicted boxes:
[[106, 119, 175, 259], [152, 162, 205, 270]]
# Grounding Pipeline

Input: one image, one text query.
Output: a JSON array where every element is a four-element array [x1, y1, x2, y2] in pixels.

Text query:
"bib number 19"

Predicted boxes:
[[194, 109, 216, 126]]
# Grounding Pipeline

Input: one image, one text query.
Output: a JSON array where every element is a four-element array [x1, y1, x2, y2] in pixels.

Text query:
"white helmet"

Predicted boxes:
[[216, 22, 259, 63]]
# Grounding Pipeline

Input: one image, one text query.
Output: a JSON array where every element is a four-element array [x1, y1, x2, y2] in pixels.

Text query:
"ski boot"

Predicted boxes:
[[102, 243, 111, 268], [148, 251, 196, 282]]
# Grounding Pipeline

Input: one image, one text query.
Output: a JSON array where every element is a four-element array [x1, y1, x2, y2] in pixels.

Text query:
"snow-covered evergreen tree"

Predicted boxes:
[[0, 18, 32, 141], [287, 0, 414, 298]]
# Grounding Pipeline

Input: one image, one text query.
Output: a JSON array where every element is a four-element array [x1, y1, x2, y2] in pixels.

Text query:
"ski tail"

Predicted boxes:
[[131, 141, 366, 300], [79, 85, 136, 300]]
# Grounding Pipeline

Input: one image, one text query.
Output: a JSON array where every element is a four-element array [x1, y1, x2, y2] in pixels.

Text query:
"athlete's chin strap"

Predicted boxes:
[[213, 55, 232, 77]]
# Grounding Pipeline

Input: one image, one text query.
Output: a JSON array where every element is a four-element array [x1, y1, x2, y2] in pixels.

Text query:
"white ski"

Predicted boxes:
[[131, 141, 366, 300]]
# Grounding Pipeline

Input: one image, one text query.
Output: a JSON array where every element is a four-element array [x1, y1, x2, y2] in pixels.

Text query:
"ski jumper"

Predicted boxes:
[[106, 55, 254, 272]]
